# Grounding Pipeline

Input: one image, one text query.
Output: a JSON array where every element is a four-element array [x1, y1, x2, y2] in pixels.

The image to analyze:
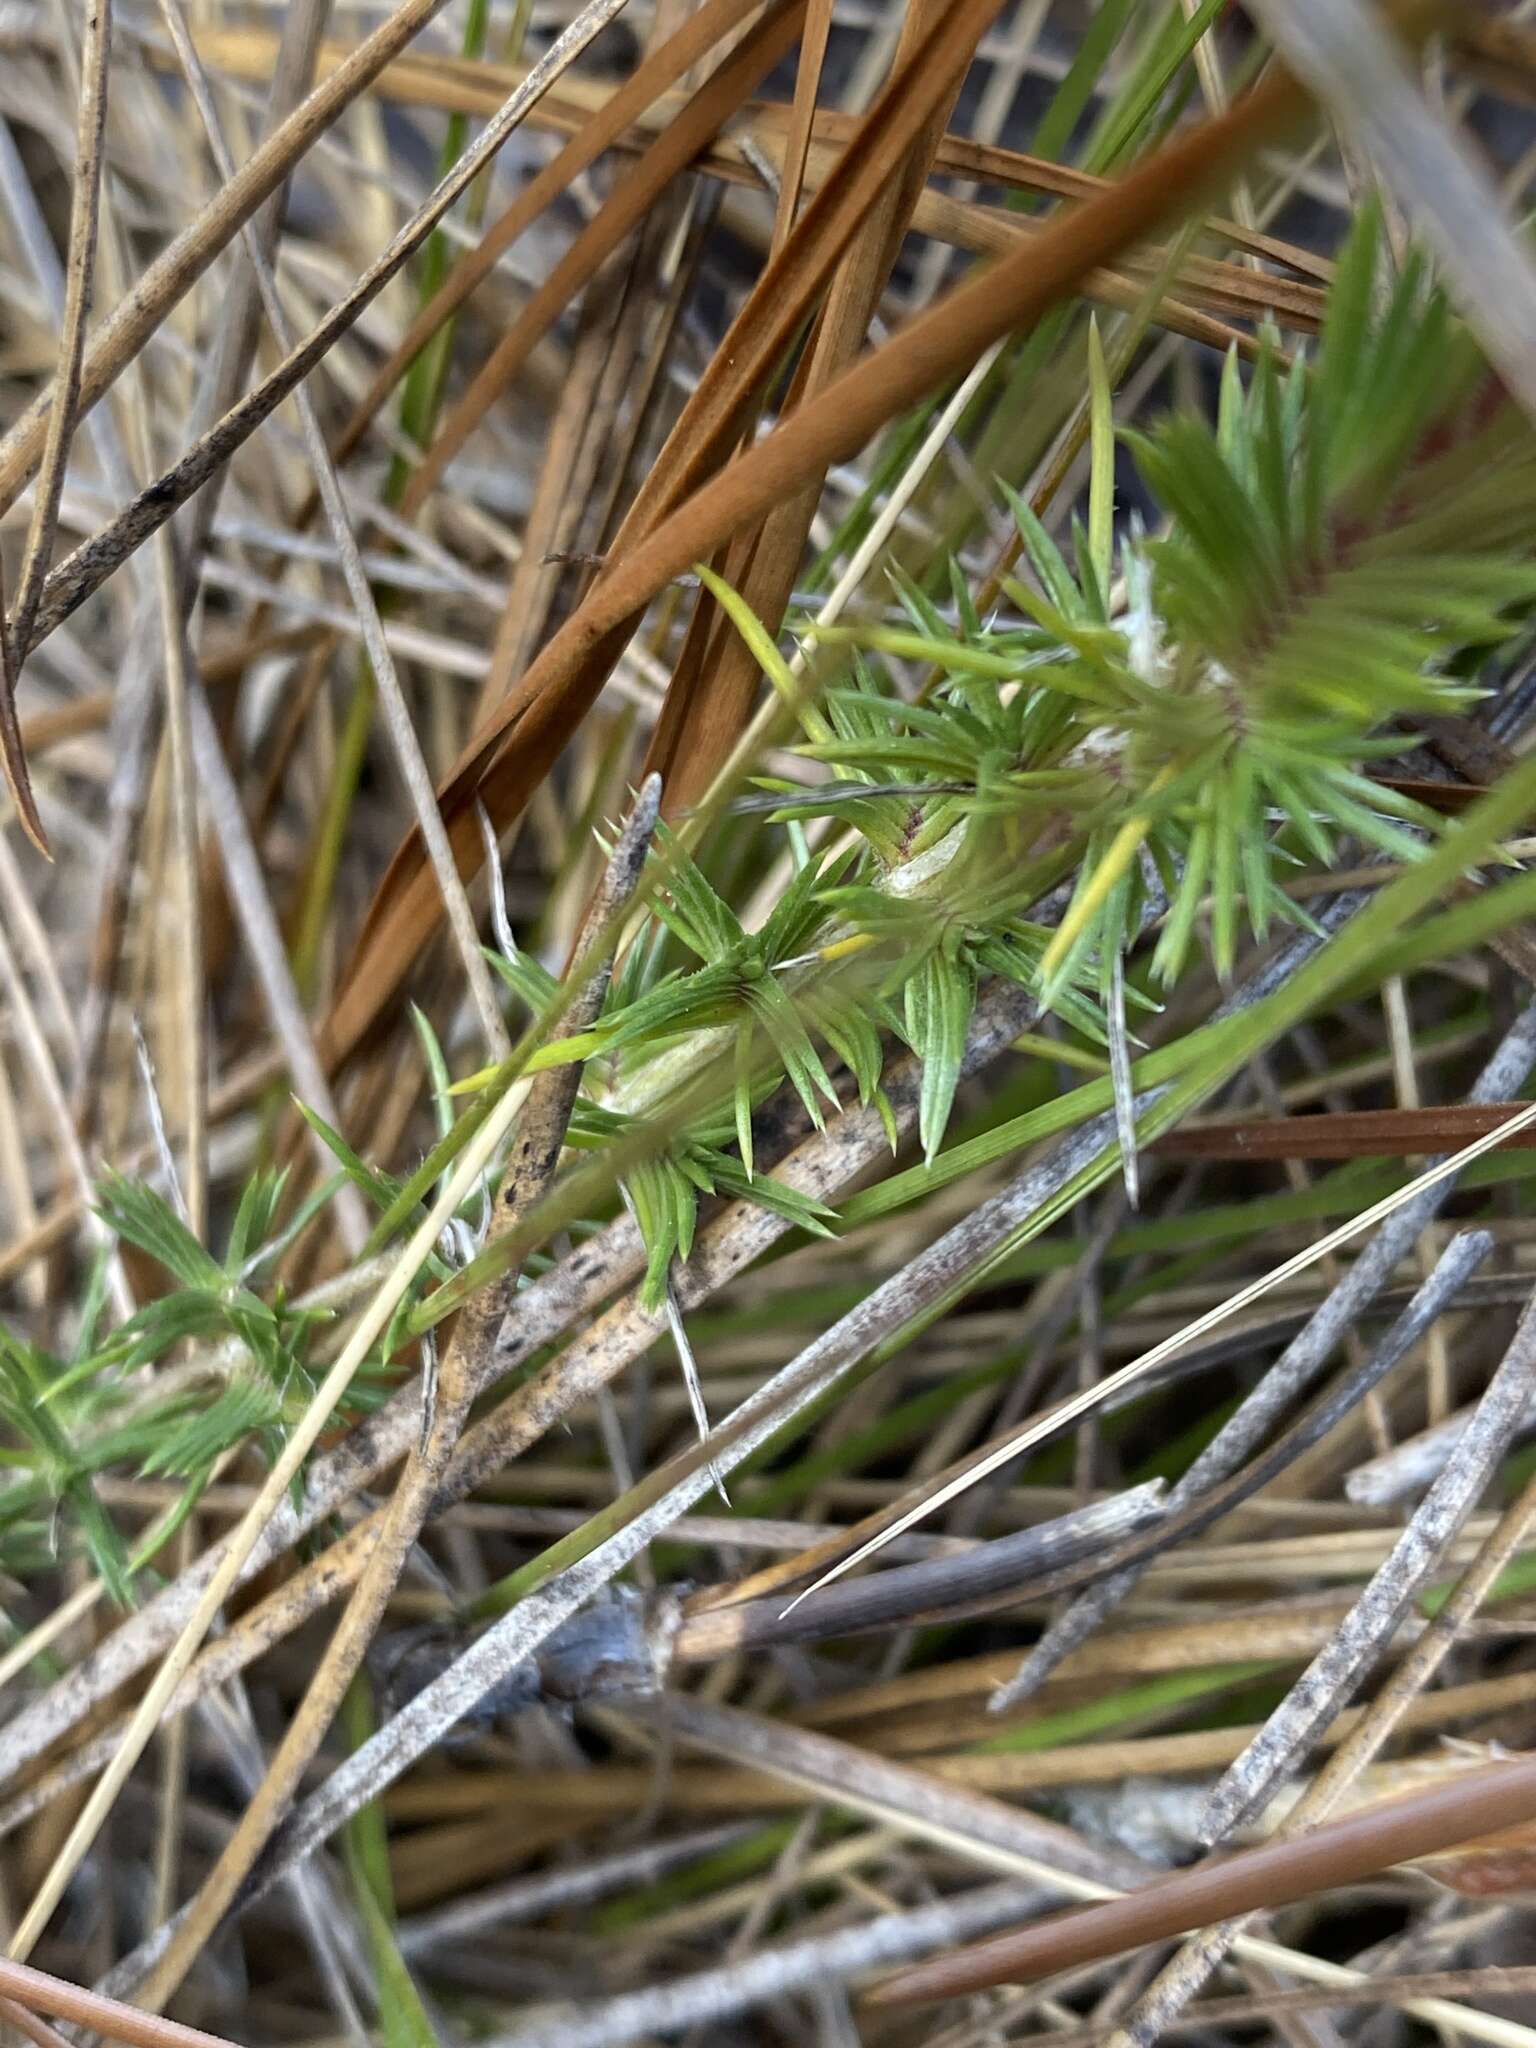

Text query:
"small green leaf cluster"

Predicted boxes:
[[489, 833, 869, 1309], [481, 788, 1113, 1305], [0, 1170, 385, 1605], [797, 211, 1536, 1004]]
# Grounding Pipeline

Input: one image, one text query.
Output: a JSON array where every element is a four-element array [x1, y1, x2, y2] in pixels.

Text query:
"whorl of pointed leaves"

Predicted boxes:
[[796, 209, 1536, 1004], [0, 1170, 387, 1602], [488, 831, 848, 1305]]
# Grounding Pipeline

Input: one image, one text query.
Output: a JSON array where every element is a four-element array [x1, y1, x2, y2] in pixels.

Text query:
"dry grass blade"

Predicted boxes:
[[990, 997, 1536, 1711], [158, 0, 511, 1062], [477, 194, 682, 709], [769, 0, 833, 250], [1199, 1282, 1536, 1842], [396, 0, 811, 523], [673, 1484, 1169, 1655], [396, 1824, 756, 1952], [867, 1757, 1536, 2008], [1247, 0, 1536, 421], [187, 681, 371, 1253], [7, 0, 111, 659], [0, 0, 113, 853], [790, 1096, 1536, 1619], [128, 779, 661, 2013], [0, 902, 133, 1318], [17, 0, 636, 664], [322, 0, 779, 483], [0, 1954, 238, 2048], [0, 0, 459, 518], [1153, 1101, 1536, 1160], [482, 1877, 1045, 2048], [634, 0, 989, 814], [0, 1996, 76, 2048], [1334, 1472, 1536, 1753], [0, 559, 47, 855]]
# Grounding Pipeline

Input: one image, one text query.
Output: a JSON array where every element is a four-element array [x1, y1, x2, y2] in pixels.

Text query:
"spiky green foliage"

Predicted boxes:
[[803, 214, 1536, 1005], [487, 834, 856, 1305], [480, 792, 1109, 1300], [16, 215, 1536, 1609], [0, 1172, 389, 1605]]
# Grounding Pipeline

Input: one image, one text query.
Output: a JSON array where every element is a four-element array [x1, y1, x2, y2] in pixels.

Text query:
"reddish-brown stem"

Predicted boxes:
[[867, 1757, 1536, 2008]]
